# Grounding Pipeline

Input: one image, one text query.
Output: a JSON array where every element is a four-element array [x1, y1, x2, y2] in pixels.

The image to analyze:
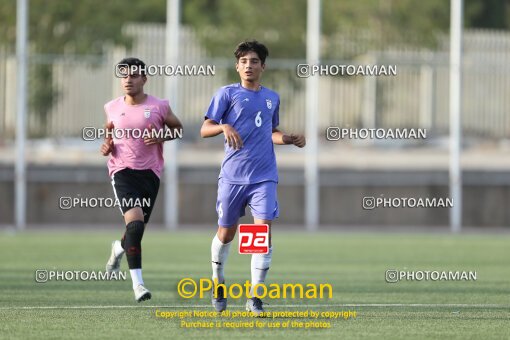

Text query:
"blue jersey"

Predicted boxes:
[[205, 83, 280, 184]]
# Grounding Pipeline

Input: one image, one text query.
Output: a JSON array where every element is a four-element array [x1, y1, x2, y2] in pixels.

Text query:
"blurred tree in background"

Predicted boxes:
[[0, 0, 164, 135], [182, 0, 307, 58], [0, 0, 508, 134]]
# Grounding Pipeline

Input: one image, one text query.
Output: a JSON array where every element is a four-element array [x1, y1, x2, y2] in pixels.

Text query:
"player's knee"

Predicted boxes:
[[124, 207, 144, 223], [217, 227, 236, 244], [217, 234, 235, 244]]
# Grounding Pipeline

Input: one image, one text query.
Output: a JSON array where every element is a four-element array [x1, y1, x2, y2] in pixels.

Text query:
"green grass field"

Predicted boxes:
[[1, 230, 509, 339]]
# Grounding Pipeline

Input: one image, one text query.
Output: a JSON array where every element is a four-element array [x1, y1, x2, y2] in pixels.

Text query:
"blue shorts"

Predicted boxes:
[[216, 179, 279, 227]]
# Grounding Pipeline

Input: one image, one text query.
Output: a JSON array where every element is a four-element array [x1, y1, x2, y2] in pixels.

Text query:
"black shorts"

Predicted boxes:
[[111, 168, 160, 223]]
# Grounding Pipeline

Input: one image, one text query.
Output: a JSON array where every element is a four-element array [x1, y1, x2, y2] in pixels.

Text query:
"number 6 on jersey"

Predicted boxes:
[[255, 111, 262, 127]]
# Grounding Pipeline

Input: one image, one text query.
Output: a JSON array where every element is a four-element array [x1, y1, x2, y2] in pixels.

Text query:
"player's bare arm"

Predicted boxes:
[[143, 106, 183, 145], [201, 118, 244, 150], [272, 128, 306, 147], [100, 120, 115, 156]]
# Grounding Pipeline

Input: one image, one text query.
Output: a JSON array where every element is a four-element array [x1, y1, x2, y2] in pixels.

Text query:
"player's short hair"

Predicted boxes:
[[118, 57, 147, 76], [234, 41, 269, 64]]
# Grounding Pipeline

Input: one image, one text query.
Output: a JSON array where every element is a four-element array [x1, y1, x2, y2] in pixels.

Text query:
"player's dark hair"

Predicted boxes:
[[234, 41, 269, 64], [118, 57, 147, 76]]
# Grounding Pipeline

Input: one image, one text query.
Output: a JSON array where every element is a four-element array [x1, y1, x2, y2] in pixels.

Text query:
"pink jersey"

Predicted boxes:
[[104, 95, 168, 178]]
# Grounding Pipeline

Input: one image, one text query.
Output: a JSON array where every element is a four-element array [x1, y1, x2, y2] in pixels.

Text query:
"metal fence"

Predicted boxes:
[[1, 26, 510, 142]]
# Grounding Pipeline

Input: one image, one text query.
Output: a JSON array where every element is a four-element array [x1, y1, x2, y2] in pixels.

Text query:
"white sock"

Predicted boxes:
[[211, 235, 232, 283], [130, 269, 144, 289], [250, 247, 273, 298], [113, 240, 124, 257]]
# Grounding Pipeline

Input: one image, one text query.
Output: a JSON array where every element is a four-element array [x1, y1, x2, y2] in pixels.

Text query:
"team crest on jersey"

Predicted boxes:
[[144, 108, 151, 118], [266, 99, 272, 109]]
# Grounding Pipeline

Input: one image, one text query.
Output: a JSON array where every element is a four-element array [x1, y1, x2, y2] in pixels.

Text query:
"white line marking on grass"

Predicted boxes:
[[1, 303, 509, 310]]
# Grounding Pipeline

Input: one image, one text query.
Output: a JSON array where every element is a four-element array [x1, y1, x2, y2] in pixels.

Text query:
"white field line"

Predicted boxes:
[[1, 303, 509, 310]]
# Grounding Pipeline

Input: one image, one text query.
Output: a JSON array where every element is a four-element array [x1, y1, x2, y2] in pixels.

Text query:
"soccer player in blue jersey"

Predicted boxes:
[[200, 40, 306, 316]]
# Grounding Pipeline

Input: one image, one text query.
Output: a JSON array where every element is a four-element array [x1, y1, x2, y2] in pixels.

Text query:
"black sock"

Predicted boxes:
[[124, 220, 145, 269]]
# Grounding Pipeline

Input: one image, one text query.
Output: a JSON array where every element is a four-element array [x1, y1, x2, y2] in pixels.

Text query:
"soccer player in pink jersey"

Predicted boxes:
[[102, 57, 183, 302]]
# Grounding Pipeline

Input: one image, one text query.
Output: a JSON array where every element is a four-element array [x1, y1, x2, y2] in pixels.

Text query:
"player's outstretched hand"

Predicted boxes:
[[100, 121, 115, 156], [222, 124, 243, 150], [143, 124, 166, 145], [290, 134, 306, 148]]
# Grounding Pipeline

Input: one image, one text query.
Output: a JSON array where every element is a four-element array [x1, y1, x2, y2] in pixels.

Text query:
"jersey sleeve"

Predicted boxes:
[[205, 88, 230, 123], [272, 97, 280, 129]]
